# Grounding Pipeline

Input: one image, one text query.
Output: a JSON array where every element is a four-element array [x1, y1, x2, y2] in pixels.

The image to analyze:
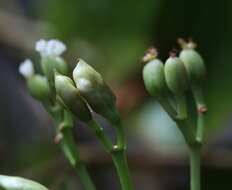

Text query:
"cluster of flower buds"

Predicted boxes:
[[142, 39, 207, 120], [19, 39, 118, 125]]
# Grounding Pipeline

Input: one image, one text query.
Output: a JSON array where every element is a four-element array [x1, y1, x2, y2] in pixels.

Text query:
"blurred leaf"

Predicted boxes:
[[0, 175, 49, 190]]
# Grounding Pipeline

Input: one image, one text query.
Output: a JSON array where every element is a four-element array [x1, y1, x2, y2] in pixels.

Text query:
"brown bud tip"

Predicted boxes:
[[169, 50, 177, 57], [187, 38, 197, 49], [141, 47, 158, 63], [177, 38, 197, 50], [54, 134, 63, 144], [177, 38, 187, 49], [199, 106, 207, 113]]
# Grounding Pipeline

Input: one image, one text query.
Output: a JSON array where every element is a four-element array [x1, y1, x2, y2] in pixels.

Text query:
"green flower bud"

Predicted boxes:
[[165, 55, 189, 119], [27, 75, 51, 102], [143, 58, 167, 98], [0, 175, 49, 190], [164, 55, 189, 94], [41, 57, 69, 87], [178, 39, 206, 85], [55, 72, 92, 122], [72, 59, 118, 124], [178, 39, 207, 114]]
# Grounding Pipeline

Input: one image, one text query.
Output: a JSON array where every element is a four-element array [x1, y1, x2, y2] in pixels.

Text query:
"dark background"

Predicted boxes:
[[0, 0, 232, 189]]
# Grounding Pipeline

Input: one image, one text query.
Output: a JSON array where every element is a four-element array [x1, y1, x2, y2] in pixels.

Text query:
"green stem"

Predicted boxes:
[[191, 85, 206, 110], [196, 112, 204, 143], [87, 119, 114, 152], [115, 119, 126, 150], [60, 127, 96, 190], [176, 119, 196, 146], [157, 96, 177, 120], [175, 93, 188, 120], [111, 149, 133, 190], [192, 85, 207, 143], [189, 145, 201, 190], [158, 96, 195, 146]]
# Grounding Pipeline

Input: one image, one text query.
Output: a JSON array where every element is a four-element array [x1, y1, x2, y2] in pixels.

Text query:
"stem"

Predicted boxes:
[[189, 145, 201, 190], [176, 119, 196, 146], [157, 96, 177, 120], [87, 119, 114, 152], [175, 93, 188, 120], [191, 85, 206, 110], [196, 112, 204, 143], [111, 149, 133, 190], [158, 96, 195, 146], [60, 127, 96, 190], [115, 119, 126, 150], [192, 85, 207, 143]]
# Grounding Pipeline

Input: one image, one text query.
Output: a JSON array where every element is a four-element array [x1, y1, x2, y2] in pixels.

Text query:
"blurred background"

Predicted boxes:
[[1, 0, 232, 189]]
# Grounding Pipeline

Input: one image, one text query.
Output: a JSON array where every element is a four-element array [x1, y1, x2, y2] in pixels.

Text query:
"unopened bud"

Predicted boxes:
[[142, 50, 167, 98], [41, 57, 69, 87], [178, 38, 206, 85], [55, 72, 92, 122], [164, 55, 189, 94], [73, 59, 119, 124], [27, 75, 51, 102]]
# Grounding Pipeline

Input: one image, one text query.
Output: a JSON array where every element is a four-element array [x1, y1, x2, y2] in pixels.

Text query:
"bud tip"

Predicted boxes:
[[141, 47, 158, 63]]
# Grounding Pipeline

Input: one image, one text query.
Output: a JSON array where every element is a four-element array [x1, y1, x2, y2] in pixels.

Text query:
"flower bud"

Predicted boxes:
[[73, 59, 119, 124], [36, 39, 69, 87], [164, 55, 189, 94], [0, 175, 48, 190], [55, 72, 92, 122], [178, 39, 206, 85], [19, 59, 34, 79], [41, 57, 69, 86], [142, 49, 167, 98], [178, 39, 207, 114], [27, 75, 51, 102]]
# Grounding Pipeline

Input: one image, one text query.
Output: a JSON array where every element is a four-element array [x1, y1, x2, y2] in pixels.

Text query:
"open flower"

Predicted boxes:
[[35, 39, 66, 57], [19, 59, 34, 78]]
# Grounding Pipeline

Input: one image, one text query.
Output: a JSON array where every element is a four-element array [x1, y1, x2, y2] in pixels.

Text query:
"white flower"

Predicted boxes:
[[35, 39, 66, 57], [19, 59, 34, 78]]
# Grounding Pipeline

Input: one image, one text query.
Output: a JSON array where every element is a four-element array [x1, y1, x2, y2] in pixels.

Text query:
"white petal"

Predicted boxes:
[[46, 39, 66, 56], [35, 39, 66, 57], [35, 39, 47, 56], [19, 59, 34, 78]]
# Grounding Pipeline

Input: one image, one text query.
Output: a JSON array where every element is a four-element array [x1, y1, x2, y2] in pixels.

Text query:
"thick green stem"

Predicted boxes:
[[60, 127, 96, 190], [111, 149, 133, 190], [176, 119, 196, 146], [87, 119, 114, 152], [189, 145, 201, 190], [158, 96, 195, 146], [115, 120, 126, 150]]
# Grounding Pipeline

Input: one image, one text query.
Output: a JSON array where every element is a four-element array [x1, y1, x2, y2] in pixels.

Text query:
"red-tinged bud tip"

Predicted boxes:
[[199, 106, 207, 113], [54, 134, 63, 144]]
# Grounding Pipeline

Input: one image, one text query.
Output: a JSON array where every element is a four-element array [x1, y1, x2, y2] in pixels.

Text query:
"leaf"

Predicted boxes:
[[0, 175, 49, 190]]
